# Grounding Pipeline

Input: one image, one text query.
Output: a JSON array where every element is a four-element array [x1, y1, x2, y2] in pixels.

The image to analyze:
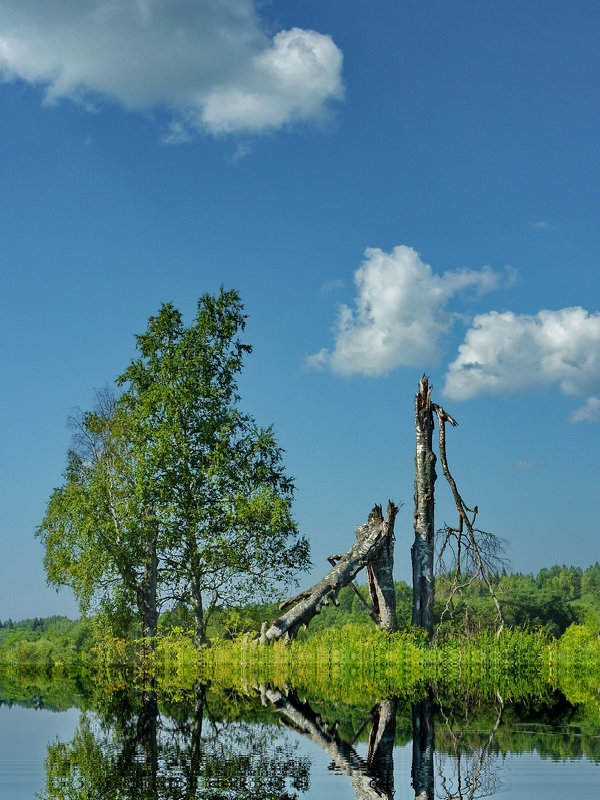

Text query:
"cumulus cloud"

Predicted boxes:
[[0, 1, 343, 136], [307, 246, 505, 376], [444, 308, 600, 402]]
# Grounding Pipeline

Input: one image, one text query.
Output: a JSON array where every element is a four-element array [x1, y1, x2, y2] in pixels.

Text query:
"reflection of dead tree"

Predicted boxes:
[[435, 691, 504, 800], [432, 403, 506, 639], [265, 687, 397, 800], [412, 695, 435, 800], [260, 502, 399, 643]]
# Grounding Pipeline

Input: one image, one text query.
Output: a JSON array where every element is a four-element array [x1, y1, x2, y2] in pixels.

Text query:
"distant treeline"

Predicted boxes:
[[0, 616, 93, 667], [0, 562, 598, 668]]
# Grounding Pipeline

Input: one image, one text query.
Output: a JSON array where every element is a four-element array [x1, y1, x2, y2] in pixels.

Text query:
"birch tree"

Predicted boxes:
[[117, 288, 310, 645], [37, 290, 309, 646], [36, 389, 162, 639]]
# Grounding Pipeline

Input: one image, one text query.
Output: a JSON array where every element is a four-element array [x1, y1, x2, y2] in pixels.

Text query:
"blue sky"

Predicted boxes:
[[1, 0, 599, 620]]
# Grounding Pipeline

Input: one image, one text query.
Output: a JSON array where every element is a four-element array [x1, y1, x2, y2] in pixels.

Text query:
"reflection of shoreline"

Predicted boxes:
[[2, 677, 598, 800]]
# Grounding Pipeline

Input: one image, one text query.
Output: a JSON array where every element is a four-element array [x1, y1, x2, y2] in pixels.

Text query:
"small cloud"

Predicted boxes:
[[320, 278, 344, 292], [507, 460, 535, 473], [530, 221, 549, 230], [227, 142, 253, 163], [160, 120, 193, 145], [570, 396, 600, 423], [504, 265, 519, 287], [304, 348, 329, 371]]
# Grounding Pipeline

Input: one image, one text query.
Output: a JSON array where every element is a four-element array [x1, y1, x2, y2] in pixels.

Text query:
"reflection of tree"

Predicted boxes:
[[28, 678, 600, 800], [412, 696, 434, 800], [265, 687, 397, 799], [433, 691, 504, 800], [38, 682, 311, 800]]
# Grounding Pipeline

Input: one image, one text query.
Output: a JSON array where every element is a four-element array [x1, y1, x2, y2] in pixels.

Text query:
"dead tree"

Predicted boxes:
[[435, 689, 504, 800], [412, 376, 437, 636], [412, 377, 505, 640], [260, 501, 399, 643], [365, 506, 398, 633]]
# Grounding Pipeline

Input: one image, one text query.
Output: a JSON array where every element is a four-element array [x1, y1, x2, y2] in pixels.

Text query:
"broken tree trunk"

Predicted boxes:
[[261, 501, 399, 643], [412, 376, 437, 637], [365, 510, 398, 632]]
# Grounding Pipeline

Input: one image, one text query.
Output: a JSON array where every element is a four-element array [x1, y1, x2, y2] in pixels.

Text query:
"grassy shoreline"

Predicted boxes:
[[2, 622, 598, 710]]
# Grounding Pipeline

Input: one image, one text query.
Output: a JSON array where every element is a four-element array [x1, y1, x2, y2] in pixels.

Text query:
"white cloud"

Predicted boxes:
[[571, 396, 600, 423], [307, 246, 505, 376], [0, 1, 343, 137], [444, 307, 600, 402]]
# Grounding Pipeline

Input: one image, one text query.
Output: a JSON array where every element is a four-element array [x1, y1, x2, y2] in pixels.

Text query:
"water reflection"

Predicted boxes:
[[1, 677, 595, 800], [412, 696, 435, 800], [266, 688, 397, 798], [38, 682, 311, 799], [433, 691, 504, 800]]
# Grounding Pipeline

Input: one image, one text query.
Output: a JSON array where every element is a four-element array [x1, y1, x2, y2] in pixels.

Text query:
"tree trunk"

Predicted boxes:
[[261, 501, 399, 643], [365, 516, 398, 632], [190, 570, 207, 647], [412, 376, 436, 637], [367, 696, 398, 797], [139, 524, 158, 641], [185, 682, 206, 797], [136, 689, 158, 799]]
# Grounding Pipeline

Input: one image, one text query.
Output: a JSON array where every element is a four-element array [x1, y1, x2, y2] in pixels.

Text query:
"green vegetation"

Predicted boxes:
[[0, 616, 93, 671], [239, 561, 599, 641], [1, 579, 598, 730], [35, 289, 310, 646], [1, 562, 598, 675]]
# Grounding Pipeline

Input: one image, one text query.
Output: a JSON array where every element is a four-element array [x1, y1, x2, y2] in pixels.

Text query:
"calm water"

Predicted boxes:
[[1, 679, 599, 799]]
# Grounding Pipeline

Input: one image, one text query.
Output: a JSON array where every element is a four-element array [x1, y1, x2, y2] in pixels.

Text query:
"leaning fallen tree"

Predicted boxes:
[[259, 501, 399, 643]]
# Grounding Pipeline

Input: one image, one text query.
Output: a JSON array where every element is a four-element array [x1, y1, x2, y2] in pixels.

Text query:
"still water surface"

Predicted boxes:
[[1, 680, 599, 799]]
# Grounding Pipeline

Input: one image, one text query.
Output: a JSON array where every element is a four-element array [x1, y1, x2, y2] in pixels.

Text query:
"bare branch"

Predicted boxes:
[[432, 403, 505, 638]]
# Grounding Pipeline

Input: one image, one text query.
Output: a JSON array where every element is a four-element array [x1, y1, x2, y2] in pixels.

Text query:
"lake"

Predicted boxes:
[[1, 676, 599, 799]]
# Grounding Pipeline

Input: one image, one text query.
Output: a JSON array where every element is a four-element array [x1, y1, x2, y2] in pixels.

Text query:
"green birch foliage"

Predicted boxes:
[[37, 289, 309, 641], [36, 395, 149, 633], [116, 288, 310, 636]]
